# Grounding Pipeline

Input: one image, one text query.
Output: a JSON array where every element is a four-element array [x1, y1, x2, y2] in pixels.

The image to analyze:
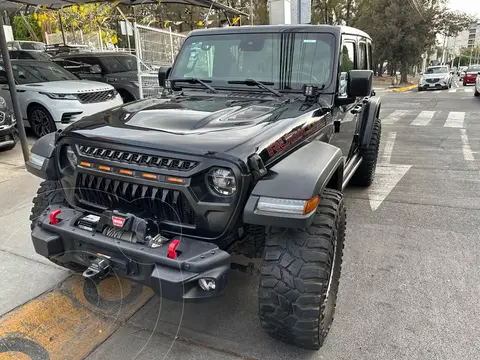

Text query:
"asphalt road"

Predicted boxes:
[[1, 78, 480, 360]]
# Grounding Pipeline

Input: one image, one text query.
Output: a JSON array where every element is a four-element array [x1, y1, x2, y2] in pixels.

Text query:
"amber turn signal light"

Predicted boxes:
[[303, 195, 319, 215], [80, 161, 92, 168]]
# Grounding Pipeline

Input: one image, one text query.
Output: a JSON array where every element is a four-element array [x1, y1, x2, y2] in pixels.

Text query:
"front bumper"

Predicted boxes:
[[32, 205, 231, 301], [418, 80, 449, 89], [44, 94, 124, 128], [464, 76, 477, 84], [0, 123, 18, 149]]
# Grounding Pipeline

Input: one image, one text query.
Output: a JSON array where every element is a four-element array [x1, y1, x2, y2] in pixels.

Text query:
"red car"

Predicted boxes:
[[463, 65, 480, 85]]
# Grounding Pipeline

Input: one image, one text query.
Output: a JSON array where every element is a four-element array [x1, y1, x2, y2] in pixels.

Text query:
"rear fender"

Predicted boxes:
[[243, 141, 344, 229]]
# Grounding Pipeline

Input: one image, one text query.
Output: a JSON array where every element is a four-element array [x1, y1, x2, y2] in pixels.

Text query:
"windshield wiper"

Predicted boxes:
[[170, 77, 218, 93], [228, 79, 282, 97]]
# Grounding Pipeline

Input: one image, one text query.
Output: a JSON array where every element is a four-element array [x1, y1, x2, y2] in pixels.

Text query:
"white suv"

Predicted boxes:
[[0, 59, 123, 137]]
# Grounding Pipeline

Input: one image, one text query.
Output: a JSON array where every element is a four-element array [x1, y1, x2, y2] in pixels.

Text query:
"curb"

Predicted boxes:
[[391, 84, 417, 92]]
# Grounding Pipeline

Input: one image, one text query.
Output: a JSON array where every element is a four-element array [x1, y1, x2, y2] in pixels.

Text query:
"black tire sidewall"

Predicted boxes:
[[258, 189, 346, 350]]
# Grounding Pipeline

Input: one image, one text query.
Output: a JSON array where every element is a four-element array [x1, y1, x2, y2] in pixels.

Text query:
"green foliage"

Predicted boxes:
[[12, 15, 42, 41], [311, 0, 476, 83]]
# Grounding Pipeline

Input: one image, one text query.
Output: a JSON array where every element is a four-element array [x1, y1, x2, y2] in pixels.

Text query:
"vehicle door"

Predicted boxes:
[[329, 36, 365, 161]]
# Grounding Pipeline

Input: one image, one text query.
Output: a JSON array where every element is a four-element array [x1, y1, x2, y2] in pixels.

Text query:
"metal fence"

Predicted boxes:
[[134, 24, 186, 99], [45, 30, 103, 49]]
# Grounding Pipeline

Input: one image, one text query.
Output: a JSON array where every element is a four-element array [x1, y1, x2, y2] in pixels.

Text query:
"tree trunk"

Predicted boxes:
[[345, 0, 352, 26], [378, 62, 384, 77], [400, 63, 408, 84]]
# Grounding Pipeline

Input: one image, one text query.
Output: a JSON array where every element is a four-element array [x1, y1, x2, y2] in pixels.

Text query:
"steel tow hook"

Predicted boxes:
[[82, 257, 111, 281]]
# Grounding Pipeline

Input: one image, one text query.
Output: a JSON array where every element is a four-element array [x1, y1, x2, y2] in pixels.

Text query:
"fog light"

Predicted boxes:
[[198, 278, 216, 291]]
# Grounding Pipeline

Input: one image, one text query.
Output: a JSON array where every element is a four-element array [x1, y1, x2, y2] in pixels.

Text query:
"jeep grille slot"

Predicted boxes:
[[77, 146, 199, 171], [75, 173, 197, 226]]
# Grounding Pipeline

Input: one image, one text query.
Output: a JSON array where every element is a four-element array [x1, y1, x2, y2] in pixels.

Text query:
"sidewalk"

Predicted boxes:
[[373, 74, 420, 92]]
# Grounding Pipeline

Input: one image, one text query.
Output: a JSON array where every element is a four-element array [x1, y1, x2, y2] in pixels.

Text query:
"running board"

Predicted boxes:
[[342, 154, 363, 190]]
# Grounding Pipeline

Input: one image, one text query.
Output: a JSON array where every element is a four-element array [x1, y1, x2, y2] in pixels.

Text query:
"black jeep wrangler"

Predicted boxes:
[[26, 25, 381, 350]]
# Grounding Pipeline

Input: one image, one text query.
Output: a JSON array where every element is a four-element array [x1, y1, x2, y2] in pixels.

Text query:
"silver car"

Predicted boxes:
[[418, 65, 452, 91]]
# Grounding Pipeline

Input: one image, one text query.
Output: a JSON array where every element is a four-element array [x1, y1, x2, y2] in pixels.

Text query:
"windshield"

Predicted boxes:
[[19, 42, 45, 51], [467, 65, 480, 72], [425, 67, 448, 74], [1, 62, 78, 84], [100, 55, 138, 73], [170, 32, 335, 91]]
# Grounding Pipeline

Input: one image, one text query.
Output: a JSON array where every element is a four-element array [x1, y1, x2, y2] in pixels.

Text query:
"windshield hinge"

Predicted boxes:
[[248, 154, 267, 181]]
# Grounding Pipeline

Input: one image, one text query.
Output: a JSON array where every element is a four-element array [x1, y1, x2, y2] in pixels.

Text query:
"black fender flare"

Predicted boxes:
[[243, 141, 344, 228], [25, 132, 58, 180], [359, 96, 381, 148]]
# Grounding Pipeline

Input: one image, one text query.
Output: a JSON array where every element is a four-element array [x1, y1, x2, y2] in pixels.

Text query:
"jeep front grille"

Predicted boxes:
[[78, 145, 199, 171], [75, 173, 197, 226], [77, 90, 116, 104]]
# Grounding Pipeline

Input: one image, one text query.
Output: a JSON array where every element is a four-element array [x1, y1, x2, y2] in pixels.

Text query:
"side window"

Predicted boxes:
[[359, 41, 368, 70], [367, 42, 373, 71], [65, 57, 96, 74], [340, 41, 356, 95], [340, 42, 356, 73]]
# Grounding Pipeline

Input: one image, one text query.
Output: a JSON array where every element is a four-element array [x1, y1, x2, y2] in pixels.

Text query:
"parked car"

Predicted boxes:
[[0, 59, 123, 137], [7, 50, 52, 61], [418, 65, 452, 91], [26, 24, 382, 350], [52, 52, 144, 102], [463, 65, 480, 86], [0, 95, 18, 151], [7, 40, 46, 52]]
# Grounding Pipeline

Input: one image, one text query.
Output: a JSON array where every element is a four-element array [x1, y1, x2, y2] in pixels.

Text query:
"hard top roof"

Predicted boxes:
[[188, 24, 372, 39], [54, 51, 135, 57]]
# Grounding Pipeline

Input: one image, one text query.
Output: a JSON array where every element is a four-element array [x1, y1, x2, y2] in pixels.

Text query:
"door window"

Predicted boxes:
[[359, 42, 368, 70], [339, 41, 356, 95]]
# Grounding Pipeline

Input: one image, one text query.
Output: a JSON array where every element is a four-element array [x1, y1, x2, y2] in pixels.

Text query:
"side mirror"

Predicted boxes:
[[158, 66, 172, 87], [89, 64, 102, 74], [347, 70, 373, 97]]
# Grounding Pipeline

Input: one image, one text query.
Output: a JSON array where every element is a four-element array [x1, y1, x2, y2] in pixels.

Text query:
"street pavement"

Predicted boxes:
[[1, 78, 480, 359]]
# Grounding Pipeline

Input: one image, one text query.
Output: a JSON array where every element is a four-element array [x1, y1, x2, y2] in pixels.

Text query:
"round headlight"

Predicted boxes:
[[207, 168, 236, 196], [66, 145, 78, 167]]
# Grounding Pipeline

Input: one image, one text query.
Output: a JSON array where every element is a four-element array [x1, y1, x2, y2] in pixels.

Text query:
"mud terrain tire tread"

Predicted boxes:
[[351, 117, 381, 186], [258, 188, 346, 350], [30, 180, 85, 273]]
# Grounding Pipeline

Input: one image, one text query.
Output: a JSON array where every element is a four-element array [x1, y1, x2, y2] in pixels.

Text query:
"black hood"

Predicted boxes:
[[63, 93, 329, 162]]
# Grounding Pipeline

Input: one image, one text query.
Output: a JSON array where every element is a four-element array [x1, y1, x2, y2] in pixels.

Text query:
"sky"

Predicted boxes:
[[448, 0, 480, 15]]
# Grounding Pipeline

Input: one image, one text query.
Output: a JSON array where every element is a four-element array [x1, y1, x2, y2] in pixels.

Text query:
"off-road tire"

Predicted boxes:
[[258, 188, 346, 350], [351, 117, 381, 187], [30, 180, 86, 273]]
